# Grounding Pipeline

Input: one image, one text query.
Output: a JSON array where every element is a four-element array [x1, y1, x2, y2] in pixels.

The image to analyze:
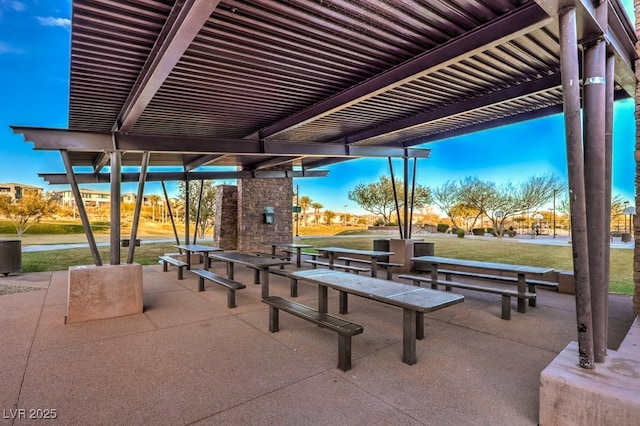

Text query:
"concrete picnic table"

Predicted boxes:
[[174, 244, 223, 270], [292, 269, 464, 365], [315, 247, 394, 278], [209, 252, 289, 298], [270, 242, 313, 267]]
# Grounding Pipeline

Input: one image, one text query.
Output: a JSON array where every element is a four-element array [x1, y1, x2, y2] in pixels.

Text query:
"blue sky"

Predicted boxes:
[[0, 1, 636, 216]]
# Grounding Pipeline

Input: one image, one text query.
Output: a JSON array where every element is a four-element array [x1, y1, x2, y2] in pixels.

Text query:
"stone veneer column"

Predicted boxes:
[[213, 185, 238, 250], [237, 169, 292, 253]]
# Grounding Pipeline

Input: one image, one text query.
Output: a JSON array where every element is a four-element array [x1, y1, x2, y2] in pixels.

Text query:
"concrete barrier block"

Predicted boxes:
[[67, 263, 143, 324], [539, 341, 640, 425]]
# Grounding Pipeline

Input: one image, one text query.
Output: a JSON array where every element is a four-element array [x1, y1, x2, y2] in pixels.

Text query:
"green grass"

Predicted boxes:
[[296, 235, 634, 295], [17, 232, 634, 296]]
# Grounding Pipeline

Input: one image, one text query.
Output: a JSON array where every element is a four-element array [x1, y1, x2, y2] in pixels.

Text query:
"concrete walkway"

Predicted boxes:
[[0, 261, 635, 425]]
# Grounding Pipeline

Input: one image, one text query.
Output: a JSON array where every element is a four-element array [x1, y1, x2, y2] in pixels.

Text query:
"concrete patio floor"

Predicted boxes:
[[0, 259, 635, 425]]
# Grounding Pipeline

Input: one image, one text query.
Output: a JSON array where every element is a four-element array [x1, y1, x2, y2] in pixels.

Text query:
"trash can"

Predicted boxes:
[[413, 242, 434, 272], [373, 239, 390, 262], [0, 239, 22, 276], [621, 233, 632, 243]]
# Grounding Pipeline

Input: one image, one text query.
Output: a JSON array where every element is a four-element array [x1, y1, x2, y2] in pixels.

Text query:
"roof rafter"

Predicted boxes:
[[114, 0, 221, 133], [248, 2, 552, 140]]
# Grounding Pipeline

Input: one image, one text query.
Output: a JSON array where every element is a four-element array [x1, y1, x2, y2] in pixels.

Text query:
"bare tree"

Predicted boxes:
[[431, 180, 461, 229]]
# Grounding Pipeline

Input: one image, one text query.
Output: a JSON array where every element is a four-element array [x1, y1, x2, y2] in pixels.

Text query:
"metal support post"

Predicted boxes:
[[127, 152, 150, 264], [559, 6, 594, 368], [110, 151, 121, 265]]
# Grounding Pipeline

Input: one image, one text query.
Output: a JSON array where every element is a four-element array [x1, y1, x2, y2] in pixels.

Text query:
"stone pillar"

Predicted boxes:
[[213, 185, 238, 250], [237, 169, 292, 253]]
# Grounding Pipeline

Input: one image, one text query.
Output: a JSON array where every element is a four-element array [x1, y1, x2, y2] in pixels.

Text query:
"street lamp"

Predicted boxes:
[[343, 204, 348, 226]]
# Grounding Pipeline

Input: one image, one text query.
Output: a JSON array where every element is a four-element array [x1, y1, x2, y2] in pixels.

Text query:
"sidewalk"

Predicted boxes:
[[0, 261, 635, 425]]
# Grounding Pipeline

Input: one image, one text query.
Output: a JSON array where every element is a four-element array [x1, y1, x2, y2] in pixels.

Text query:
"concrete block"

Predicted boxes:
[[539, 341, 640, 425], [557, 270, 575, 294], [389, 239, 423, 273], [67, 263, 143, 324]]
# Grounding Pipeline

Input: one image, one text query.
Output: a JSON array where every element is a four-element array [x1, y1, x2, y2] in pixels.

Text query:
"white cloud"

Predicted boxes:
[[0, 41, 25, 54], [10, 1, 26, 12], [37, 16, 70, 29]]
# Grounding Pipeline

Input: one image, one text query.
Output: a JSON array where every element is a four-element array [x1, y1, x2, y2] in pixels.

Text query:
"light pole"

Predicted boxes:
[[624, 200, 629, 233], [295, 185, 300, 238], [552, 188, 557, 238], [343, 204, 348, 226]]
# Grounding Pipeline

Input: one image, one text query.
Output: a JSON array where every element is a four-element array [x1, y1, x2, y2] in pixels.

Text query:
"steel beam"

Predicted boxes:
[[127, 152, 150, 264], [559, 6, 593, 369], [39, 170, 329, 184], [110, 151, 121, 265], [247, 2, 551, 139], [584, 37, 607, 363], [60, 150, 102, 266], [114, 0, 222, 133]]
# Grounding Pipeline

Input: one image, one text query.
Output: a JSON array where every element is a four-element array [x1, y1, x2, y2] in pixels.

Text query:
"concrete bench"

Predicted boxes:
[[268, 268, 298, 297], [398, 274, 536, 320], [337, 256, 402, 280], [262, 296, 363, 371], [304, 259, 369, 274], [439, 269, 558, 296], [190, 269, 246, 308], [159, 255, 188, 280]]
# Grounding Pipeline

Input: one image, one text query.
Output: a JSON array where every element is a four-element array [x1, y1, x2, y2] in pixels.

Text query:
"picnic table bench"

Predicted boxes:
[[291, 269, 464, 365], [398, 274, 536, 320], [337, 256, 402, 280], [410, 256, 553, 313], [159, 255, 188, 280], [437, 269, 559, 292], [190, 269, 246, 308], [263, 295, 363, 371], [304, 259, 369, 274]]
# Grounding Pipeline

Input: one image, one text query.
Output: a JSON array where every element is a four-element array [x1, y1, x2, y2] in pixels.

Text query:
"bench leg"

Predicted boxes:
[[227, 290, 236, 309], [501, 295, 512, 320], [528, 283, 537, 307], [162, 261, 168, 272], [386, 266, 393, 281], [268, 306, 279, 332], [254, 269, 260, 285], [337, 334, 353, 371], [402, 308, 417, 365], [416, 312, 424, 340], [178, 266, 184, 280], [198, 277, 205, 292], [290, 278, 298, 298], [339, 291, 348, 315]]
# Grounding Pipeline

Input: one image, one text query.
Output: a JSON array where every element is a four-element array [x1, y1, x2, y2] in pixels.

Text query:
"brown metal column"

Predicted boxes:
[[603, 52, 615, 354], [403, 154, 409, 239], [584, 37, 608, 362], [184, 178, 190, 245], [126, 152, 150, 264], [110, 151, 121, 265], [559, 6, 594, 368], [60, 150, 102, 266], [162, 181, 181, 247]]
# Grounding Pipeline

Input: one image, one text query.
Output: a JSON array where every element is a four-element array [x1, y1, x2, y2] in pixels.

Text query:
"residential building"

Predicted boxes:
[[0, 183, 43, 201]]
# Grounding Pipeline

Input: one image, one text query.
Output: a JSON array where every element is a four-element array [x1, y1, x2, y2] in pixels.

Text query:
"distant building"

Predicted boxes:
[[0, 182, 43, 201], [56, 188, 111, 207]]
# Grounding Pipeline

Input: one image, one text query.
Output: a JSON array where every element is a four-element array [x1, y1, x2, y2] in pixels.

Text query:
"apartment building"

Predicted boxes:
[[0, 183, 43, 201]]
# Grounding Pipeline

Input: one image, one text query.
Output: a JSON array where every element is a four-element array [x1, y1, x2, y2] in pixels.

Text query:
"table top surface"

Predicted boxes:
[[270, 242, 313, 249], [175, 244, 223, 252], [410, 256, 554, 275], [210, 252, 289, 268], [316, 247, 394, 257], [292, 269, 463, 312]]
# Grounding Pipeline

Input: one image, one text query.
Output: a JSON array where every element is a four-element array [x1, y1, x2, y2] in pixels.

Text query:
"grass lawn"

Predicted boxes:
[[6, 221, 634, 296]]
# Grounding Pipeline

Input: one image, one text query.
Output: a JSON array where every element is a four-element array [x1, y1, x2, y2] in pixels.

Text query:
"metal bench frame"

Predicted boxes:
[[190, 269, 246, 308]]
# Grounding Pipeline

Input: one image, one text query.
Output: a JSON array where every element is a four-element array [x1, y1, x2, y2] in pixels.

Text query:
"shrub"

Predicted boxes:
[[456, 229, 465, 238], [507, 230, 516, 237], [437, 223, 450, 233], [472, 228, 485, 236]]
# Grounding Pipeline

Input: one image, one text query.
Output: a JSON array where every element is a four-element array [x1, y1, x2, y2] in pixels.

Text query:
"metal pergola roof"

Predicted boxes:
[[11, 0, 637, 177]]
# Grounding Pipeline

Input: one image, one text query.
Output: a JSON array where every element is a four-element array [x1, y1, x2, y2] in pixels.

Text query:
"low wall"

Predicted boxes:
[[539, 316, 640, 425]]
